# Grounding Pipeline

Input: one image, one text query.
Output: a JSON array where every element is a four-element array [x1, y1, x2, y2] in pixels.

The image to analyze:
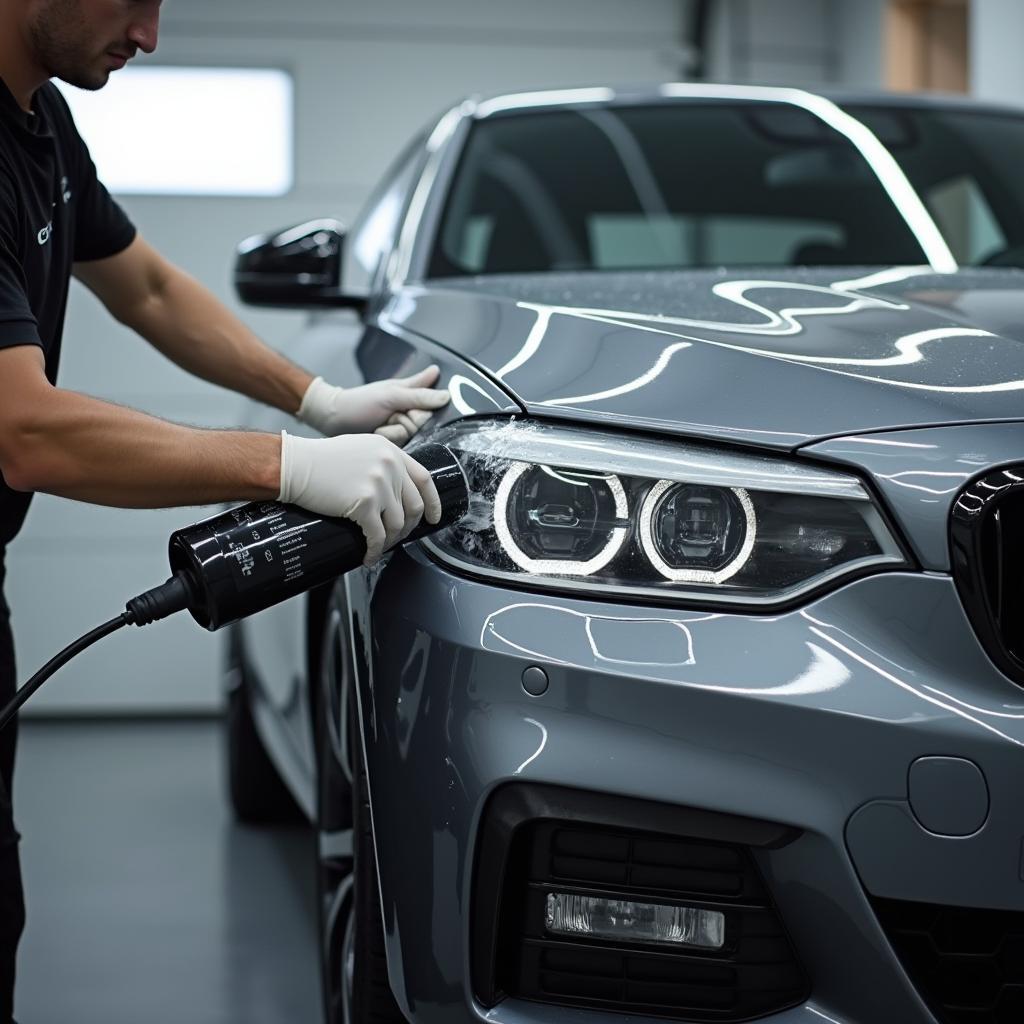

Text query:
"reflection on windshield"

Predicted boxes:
[[430, 91, 1024, 278]]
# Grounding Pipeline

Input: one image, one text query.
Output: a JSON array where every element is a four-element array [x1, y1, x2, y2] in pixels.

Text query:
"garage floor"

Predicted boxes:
[[12, 720, 320, 1024]]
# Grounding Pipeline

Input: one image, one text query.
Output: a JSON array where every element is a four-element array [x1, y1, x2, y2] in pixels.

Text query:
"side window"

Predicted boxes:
[[344, 137, 426, 295]]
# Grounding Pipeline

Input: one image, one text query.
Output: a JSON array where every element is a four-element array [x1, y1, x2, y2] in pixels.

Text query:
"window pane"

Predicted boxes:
[[430, 104, 927, 277], [56, 67, 293, 196], [345, 136, 425, 292], [847, 105, 1024, 268]]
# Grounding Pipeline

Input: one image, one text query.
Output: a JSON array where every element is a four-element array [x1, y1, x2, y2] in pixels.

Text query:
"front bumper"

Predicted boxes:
[[350, 547, 1024, 1024]]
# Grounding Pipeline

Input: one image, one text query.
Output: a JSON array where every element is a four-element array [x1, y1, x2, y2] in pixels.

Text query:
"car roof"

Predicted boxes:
[[467, 83, 1024, 120]]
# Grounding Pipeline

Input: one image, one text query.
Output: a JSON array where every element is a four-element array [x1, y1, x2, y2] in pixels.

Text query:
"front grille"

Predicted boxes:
[[950, 468, 1024, 685], [472, 786, 808, 1023], [874, 896, 1024, 1024]]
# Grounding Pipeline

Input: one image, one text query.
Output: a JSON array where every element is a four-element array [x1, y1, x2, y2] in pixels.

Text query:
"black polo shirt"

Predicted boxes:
[[0, 76, 136, 555]]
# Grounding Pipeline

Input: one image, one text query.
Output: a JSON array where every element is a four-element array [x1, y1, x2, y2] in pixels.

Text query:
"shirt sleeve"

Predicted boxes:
[[0, 181, 42, 353], [48, 86, 136, 263]]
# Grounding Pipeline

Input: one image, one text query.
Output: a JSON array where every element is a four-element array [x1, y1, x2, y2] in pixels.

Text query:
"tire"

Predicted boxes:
[[225, 625, 302, 825], [316, 594, 405, 1024]]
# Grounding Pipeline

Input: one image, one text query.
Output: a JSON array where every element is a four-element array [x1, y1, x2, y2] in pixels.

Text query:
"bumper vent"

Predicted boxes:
[[950, 468, 1024, 684], [472, 785, 807, 1023], [541, 826, 754, 896], [873, 896, 1024, 1024]]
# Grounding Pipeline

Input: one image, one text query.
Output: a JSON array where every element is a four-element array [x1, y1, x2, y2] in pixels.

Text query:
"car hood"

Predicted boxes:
[[385, 267, 1024, 451]]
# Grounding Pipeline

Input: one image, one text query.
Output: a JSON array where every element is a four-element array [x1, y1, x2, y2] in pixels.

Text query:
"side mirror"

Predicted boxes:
[[234, 219, 365, 310]]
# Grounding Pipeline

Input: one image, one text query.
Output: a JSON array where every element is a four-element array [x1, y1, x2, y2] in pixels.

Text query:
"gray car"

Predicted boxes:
[[228, 85, 1024, 1024]]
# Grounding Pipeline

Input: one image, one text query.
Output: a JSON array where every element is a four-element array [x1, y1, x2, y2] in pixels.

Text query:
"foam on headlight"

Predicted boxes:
[[419, 418, 908, 607]]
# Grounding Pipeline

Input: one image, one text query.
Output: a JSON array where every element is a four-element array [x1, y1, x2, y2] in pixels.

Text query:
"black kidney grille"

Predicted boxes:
[[874, 896, 1024, 1024], [950, 470, 1024, 685], [501, 822, 807, 1021]]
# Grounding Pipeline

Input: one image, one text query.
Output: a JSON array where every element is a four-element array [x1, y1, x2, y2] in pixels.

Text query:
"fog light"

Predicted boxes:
[[545, 892, 725, 949]]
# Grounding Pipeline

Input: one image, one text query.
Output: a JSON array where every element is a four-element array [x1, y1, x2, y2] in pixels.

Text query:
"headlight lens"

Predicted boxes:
[[640, 482, 755, 583], [496, 464, 629, 574], [415, 420, 906, 606]]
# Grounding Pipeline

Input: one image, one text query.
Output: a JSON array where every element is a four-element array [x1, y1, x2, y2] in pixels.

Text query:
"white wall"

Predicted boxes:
[[836, 0, 885, 90], [6, 0, 687, 714], [970, 0, 1024, 103], [703, 0, 888, 90], [706, 0, 838, 85]]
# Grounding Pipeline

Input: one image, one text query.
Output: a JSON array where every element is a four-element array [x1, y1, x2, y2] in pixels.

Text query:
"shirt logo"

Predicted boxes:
[[60, 176, 71, 204], [37, 221, 52, 245]]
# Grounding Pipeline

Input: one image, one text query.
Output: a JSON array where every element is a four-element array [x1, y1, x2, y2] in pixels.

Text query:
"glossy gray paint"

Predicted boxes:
[[807, 421, 1024, 570], [386, 268, 1024, 451], [350, 549, 1023, 1024], [907, 756, 989, 837]]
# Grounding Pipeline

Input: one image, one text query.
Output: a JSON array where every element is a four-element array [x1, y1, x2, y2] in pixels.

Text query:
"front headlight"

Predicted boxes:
[[415, 420, 907, 606]]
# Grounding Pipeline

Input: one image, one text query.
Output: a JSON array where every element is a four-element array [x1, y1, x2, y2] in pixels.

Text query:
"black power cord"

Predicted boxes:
[[0, 615, 130, 733], [0, 573, 193, 733]]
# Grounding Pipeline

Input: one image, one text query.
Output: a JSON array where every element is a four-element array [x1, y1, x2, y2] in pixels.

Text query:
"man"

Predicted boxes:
[[0, 1, 450, 1018]]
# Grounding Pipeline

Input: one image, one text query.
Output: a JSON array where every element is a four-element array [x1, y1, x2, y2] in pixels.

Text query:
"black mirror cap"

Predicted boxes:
[[234, 219, 366, 311]]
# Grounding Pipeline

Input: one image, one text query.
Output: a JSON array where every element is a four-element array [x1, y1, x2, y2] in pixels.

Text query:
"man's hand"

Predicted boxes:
[[278, 432, 441, 566], [297, 366, 450, 443]]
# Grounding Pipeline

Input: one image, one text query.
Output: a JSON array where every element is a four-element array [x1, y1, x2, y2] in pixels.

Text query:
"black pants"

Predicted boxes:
[[0, 570, 23, 1024]]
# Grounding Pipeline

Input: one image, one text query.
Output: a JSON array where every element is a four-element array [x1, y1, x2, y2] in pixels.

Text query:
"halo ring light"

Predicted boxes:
[[639, 481, 757, 584], [494, 462, 629, 576]]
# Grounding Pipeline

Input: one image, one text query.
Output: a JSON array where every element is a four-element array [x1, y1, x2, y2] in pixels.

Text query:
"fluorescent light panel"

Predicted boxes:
[[57, 67, 293, 196]]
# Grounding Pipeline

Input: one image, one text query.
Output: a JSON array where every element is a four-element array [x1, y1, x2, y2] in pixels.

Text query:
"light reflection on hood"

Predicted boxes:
[[390, 266, 1024, 448], [486, 274, 1024, 403]]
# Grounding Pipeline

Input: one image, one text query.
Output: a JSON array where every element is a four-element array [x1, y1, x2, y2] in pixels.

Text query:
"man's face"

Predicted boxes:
[[26, 0, 160, 90]]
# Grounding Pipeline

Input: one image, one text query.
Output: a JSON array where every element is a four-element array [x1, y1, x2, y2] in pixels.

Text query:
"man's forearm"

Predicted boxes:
[[120, 257, 314, 415], [4, 385, 281, 508]]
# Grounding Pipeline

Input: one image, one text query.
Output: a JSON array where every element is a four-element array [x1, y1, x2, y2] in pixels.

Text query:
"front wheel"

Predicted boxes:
[[315, 591, 404, 1024], [225, 626, 301, 825]]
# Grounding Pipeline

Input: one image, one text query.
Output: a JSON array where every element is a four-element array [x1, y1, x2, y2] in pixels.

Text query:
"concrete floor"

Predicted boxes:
[[11, 720, 321, 1024]]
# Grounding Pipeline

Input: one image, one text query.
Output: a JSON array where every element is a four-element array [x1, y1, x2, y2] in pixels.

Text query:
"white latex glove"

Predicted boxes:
[[376, 407, 434, 445], [278, 431, 441, 566], [296, 365, 450, 442]]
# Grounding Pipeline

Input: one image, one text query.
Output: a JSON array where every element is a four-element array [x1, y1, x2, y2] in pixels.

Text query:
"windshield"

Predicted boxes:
[[428, 101, 1024, 277]]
